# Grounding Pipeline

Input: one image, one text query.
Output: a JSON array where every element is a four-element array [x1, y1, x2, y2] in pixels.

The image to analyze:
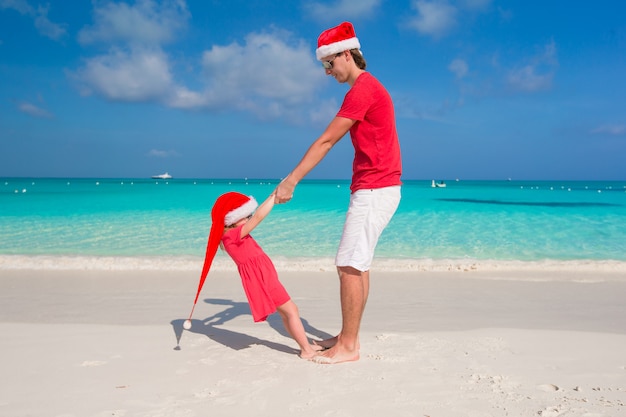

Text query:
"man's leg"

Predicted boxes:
[[313, 266, 365, 363], [313, 186, 399, 362], [314, 268, 370, 351], [362, 269, 370, 311]]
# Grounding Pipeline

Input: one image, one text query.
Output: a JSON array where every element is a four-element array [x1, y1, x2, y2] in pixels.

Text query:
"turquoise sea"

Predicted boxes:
[[1, 178, 625, 270]]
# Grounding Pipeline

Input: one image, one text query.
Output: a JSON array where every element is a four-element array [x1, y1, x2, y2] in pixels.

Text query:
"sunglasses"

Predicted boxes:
[[322, 53, 343, 70]]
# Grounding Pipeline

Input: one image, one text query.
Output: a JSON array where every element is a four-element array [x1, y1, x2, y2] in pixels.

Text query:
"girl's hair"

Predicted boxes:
[[220, 215, 251, 250], [350, 49, 367, 70], [220, 224, 235, 251]]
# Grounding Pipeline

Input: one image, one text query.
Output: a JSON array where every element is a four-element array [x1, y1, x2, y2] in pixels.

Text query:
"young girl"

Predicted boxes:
[[185, 191, 322, 359]]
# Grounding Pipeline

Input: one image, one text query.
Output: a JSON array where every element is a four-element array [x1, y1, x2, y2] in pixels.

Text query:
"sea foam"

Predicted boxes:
[[2, 255, 625, 278]]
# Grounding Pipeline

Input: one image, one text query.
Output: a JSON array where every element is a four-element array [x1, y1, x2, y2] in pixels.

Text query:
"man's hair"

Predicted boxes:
[[350, 49, 367, 70]]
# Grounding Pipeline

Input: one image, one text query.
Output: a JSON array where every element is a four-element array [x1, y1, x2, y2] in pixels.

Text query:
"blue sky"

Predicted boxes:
[[1, 0, 624, 180]]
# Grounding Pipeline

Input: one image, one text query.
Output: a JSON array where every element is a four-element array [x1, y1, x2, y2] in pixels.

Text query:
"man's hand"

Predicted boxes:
[[274, 177, 296, 204]]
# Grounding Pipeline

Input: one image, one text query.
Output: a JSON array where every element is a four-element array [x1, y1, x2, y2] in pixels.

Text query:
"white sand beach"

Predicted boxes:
[[1, 265, 625, 417]]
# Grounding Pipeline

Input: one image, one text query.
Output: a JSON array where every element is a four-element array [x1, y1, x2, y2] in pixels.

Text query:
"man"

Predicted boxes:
[[275, 21, 402, 364]]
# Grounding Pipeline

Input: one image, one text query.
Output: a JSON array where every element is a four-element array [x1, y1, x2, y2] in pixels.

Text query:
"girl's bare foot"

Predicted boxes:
[[299, 343, 325, 359]]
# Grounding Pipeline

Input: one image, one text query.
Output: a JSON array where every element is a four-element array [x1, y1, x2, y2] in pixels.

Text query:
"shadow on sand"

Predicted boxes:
[[171, 298, 332, 356]]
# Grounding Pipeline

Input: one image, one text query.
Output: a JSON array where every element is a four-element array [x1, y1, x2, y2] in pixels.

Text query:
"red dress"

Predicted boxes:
[[221, 225, 290, 322]]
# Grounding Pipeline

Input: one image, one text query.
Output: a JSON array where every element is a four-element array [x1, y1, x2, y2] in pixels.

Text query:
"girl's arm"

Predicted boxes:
[[240, 192, 275, 238]]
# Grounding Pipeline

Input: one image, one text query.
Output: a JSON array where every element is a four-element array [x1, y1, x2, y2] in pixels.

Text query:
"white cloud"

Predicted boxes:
[[74, 48, 173, 101], [309, 98, 341, 126], [166, 86, 206, 109], [407, 0, 457, 39], [506, 40, 558, 92], [72, 2, 325, 122], [18, 101, 53, 118], [497, 6, 513, 21], [0, 0, 34, 15], [507, 65, 553, 92], [78, 0, 189, 46], [74, 29, 325, 121], [73, 1, 185, 103], [591, 125, 626, 136], [540, 40, 558, 65], [148, 149, 179, 158], [448, 58, 468, 78], [406, 0, 494, 39], [1, 0, 66, 40], [189, 30, 327, 122], [304, 0, 381, 21], [200, 31, 323, 107], [460, 0, 492, 11]]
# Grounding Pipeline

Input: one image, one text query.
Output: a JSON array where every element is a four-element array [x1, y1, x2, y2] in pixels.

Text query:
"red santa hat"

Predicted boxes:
[[191, 192, 258, 308], [316, 21, 361, 61]]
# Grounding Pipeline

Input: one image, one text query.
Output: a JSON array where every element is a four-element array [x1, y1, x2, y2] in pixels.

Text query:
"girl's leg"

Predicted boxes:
[[276, 300, 322, 359]]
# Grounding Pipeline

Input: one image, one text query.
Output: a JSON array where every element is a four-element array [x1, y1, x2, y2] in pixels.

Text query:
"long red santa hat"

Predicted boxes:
[[185, 192, 258, 325]]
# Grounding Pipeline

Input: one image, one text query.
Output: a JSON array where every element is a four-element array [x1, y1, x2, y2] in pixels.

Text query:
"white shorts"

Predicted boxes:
[[335, 186, 401, 272]]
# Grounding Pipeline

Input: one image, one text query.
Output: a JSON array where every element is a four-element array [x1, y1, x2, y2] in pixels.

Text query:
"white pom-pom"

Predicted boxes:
[[183, 320, 192, 330]]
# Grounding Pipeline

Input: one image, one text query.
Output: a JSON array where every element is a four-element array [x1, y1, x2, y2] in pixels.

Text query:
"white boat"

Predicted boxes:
[[431, 179, 447, 188], [152, 172, 172, 179]]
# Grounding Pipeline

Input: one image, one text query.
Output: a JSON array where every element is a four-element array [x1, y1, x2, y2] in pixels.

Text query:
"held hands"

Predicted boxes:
[[274, 177, 296, 204]]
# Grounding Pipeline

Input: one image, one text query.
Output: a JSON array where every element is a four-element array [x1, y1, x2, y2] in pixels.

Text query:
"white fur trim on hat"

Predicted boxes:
[[224, 196, 258, 226], [316, 37, 360, 61]]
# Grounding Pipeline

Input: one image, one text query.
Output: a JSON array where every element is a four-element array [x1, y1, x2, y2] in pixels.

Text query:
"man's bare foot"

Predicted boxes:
[[312, 336, 338, 349], [310, 343, 359, 364], [313, 335, 361, 351]]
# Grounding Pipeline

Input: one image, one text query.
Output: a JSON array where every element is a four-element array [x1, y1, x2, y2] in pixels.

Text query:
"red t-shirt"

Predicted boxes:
[[336, 72, 402, 193]]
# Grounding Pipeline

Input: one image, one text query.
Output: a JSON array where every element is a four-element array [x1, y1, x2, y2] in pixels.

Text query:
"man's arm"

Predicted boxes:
[[275, 116, 354, 203]]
